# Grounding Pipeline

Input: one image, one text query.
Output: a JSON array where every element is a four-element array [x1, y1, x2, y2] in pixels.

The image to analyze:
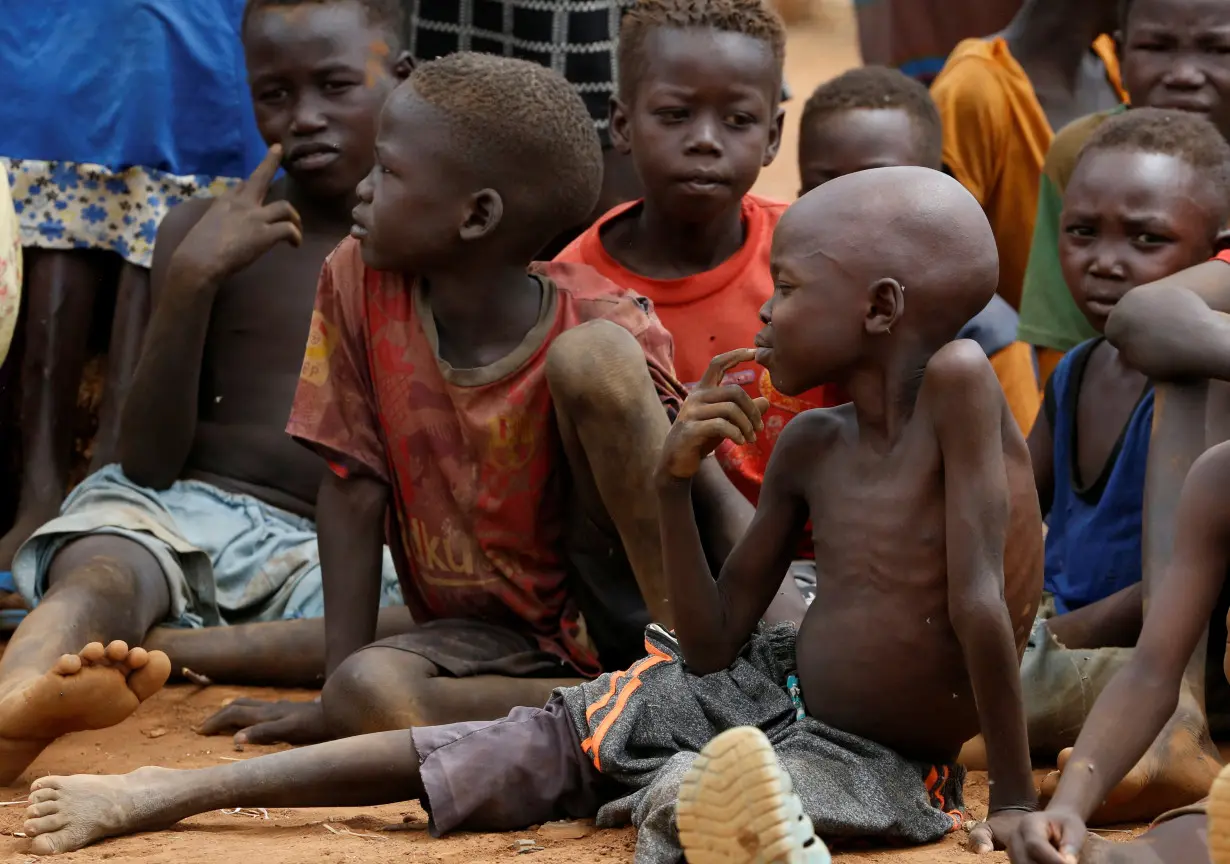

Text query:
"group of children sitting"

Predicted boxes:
[[3, 0, 1230, 862]]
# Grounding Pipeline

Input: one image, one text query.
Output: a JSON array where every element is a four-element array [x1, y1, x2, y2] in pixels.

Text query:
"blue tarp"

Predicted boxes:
[[0, 0, 266, 178]]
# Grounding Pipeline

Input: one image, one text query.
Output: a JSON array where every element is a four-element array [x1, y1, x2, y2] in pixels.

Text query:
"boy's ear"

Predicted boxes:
[[459, 188, 504, 242], [392, 51, 414, 80], [864, 277, 905, 336], [763, 105, 785, 167], [609, 96, 634, 156]]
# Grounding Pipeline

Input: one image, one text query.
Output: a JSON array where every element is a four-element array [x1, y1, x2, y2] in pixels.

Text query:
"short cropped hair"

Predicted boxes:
[[410, 52, 604, 252], [799, 66, 943, 169], [1078, 107, 1230, 228], [618, 0, 786, 100], [242, 0, 404, 43]]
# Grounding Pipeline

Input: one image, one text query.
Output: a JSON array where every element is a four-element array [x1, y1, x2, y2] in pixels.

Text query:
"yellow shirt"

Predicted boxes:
[[930, 36, 1124, 310], [0, 170, 20, 369]]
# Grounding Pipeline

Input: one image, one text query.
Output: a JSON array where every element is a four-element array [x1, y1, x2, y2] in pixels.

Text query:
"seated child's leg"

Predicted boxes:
[[544, 319, 675, 626], [22, 730, 421, 855], [1078, 814, 1209, 863], [320, 629, 581, 736], [0, 536, 173, 784], [0, 250, 102, 570], [24, 697, 605, 854]]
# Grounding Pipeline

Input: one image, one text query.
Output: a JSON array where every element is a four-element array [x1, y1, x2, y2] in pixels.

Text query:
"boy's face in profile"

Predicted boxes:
[[1059, 148, 1217, 332], [1121, 0, 1230, 140], [352, 89, 466, 272], [797, 108, 926, 196], [612, 27, 782, 221], [759, 214, 866, 396], [245, 1, 406, 201]]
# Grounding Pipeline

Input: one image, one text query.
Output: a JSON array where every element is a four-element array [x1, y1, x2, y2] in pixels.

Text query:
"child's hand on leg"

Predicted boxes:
[[656, 348, 768, 481], [1003, 806, 1084, 863]]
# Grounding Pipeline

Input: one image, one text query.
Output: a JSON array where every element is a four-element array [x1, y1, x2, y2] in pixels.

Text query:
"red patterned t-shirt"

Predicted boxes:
[[287, 238, 684, 675]]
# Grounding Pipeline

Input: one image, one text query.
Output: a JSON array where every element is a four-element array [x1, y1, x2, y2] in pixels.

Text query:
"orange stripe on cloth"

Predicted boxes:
[[580, 639, 673, 771]]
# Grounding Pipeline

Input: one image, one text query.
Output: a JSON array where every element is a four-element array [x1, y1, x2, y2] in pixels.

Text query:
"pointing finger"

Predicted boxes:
[[697, 347, 757, 391], [240, 145, 284, 202]]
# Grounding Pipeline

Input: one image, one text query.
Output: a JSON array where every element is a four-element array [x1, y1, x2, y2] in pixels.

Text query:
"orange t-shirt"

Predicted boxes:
[[287, 238, 685, 676], [931, 35, 1125, 310], [555, 195, 845, 506]]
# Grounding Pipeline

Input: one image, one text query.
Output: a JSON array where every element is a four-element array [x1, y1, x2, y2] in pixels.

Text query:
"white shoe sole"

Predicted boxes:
[[676, 726, 832, 864]]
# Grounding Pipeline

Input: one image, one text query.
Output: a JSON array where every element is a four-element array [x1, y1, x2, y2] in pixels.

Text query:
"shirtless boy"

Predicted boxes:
[[13, 167, 1042, 862], [0, 0, 410, 784], [796, 65, 1040, 436]]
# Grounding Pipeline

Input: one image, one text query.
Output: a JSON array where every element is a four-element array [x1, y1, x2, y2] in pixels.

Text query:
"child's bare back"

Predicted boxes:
[[790, 355, 1041, 762]]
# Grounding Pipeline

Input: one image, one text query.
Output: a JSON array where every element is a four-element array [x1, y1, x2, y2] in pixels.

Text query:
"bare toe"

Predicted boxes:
[[125, 647, 149, 670], [52, 654, 81, 675], [79, 643, 106, 664], [128, 651, 170, 703], [27, 800, 60, 818], [29, 787, 58, 804], [31, 777, 61, 792], [103, 641, 129, 663]]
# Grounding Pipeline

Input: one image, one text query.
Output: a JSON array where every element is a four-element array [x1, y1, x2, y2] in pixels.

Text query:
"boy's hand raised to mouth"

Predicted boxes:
[[171, 145, 304, 288], [657, 348, 769, 481]]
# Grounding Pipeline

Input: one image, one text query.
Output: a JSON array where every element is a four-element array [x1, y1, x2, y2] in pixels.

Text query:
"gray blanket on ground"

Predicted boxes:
[[559, 623, 963, 864]]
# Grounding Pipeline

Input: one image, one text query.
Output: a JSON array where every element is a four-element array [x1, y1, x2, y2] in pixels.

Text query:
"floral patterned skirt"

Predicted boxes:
[[3, 159, 240, 269]]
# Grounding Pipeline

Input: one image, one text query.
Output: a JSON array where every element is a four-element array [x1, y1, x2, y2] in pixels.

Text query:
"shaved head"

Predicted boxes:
[[758, 167, 998, 395], [774, 166, 998, 342]]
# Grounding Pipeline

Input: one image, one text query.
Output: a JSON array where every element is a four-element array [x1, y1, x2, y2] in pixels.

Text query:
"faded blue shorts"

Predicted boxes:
[[12, 464, 403, 628]]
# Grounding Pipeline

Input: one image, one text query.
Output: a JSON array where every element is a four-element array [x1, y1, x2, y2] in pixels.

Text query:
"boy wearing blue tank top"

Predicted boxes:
[[1017, 108, 1230, 766]]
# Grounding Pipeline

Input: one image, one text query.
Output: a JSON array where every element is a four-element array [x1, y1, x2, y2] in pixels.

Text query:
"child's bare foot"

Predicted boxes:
[[23, 767, 185, 854], [0, 642, 171, 784], [1042, 694, 1220, 824]]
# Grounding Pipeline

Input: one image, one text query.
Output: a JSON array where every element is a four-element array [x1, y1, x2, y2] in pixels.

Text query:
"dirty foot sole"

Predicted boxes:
[[1210, 763, 1230, 864], [677, 726, 831, 864]]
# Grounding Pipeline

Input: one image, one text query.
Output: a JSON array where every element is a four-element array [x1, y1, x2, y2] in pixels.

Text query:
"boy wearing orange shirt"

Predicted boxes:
[[930, 0, 1125, 312], [556, 0, 842, 550]]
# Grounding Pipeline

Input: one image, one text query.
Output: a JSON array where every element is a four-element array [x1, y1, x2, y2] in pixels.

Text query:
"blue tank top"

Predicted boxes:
[[1044, 338, 1152, 615]]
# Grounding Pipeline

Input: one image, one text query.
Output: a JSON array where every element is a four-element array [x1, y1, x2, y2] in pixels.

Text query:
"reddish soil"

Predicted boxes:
[[0, 681, 1145, 864]]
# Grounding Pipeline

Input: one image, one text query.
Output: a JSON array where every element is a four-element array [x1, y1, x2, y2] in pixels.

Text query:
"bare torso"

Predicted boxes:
[[167, 183, 344, 517], [795, 393, 1043, 764]]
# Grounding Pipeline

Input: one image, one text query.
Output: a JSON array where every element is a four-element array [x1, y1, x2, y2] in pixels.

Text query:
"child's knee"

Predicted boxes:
[[545, 319, 656, 414], [322, 648, 438, 735]]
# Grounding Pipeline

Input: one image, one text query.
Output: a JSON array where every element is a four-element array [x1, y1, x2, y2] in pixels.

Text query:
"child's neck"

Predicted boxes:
[[422, 262, 544, 369], [1003, 0, 1107, 81], [282, 178, 358, 237], [842, 355, 928, 453], [617, 196, 746, 279]]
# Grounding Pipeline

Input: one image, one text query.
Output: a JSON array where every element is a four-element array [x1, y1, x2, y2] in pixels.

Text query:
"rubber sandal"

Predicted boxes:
[[676, 726, 831, 864], [1210, 763, 1230, 864]]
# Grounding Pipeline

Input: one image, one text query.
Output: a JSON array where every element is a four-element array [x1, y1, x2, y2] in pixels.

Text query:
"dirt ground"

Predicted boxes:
[[0, 4, 1149, 863]]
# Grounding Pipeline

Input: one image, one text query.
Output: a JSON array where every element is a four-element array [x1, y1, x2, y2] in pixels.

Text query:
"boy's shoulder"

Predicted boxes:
[[745, 193, 789, 226], [532, 260, 660, 336], [932, 37, 1011, 88]]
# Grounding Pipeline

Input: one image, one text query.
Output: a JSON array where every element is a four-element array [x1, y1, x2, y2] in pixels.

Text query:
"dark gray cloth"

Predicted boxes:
[[958, 294, 1021, 358], [559, 624, 965, 863]]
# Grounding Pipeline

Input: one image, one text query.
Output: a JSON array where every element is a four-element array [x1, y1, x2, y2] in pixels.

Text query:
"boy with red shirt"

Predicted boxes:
[[556, 0, 844, 520], [256, 52, 745, 743]]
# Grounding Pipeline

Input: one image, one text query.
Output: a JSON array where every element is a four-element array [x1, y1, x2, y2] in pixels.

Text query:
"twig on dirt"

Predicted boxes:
[[1088, 828, 1136, 836], [220, 808, 269, 820], [11, 832, 26, 838], [219, 756, 243, 762], [0, 799, 29, 806], [182, 667, 213, 687], [322, 823, 387, 841]]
